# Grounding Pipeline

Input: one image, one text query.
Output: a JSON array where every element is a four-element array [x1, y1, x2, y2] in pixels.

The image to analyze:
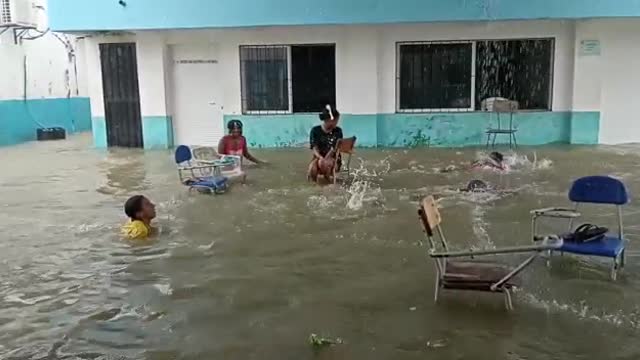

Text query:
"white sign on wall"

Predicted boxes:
[[580, 40, 601, 56], [175, 59, 218, 64]]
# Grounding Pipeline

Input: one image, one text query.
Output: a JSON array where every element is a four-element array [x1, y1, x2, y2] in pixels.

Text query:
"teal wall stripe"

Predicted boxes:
[[142, 116, 174, 149], [50, 0, 640, 32], [91, 116, 107, 148], [0, 97, 91, 147], [227, 111, 599, 148], [570, 111, 600, 145]]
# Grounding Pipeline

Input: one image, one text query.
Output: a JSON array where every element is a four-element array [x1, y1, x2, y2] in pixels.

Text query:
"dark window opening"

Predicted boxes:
[[398, 43, 473, 110], [291, 45, 336, 113], [475, 39, 553, 110], [240, 46, 289, 113]]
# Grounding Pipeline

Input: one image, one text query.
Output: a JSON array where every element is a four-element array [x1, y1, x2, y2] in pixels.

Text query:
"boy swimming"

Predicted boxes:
[[440, 151, 508, 173], [121, 195, 156, 240]]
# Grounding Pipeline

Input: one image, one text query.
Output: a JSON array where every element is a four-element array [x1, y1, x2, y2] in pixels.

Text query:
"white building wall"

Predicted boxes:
[[0, 0, 86, 101], [573, 19, 640, 144], [160, 20, 575, 118]]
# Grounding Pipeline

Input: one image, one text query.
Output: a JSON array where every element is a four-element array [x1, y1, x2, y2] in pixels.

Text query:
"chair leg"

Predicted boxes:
[[486, 134, 491, 148], [434, 277, 440, 303], [492, 133, 498, 147], [611, 258, 619, 281], [512, 133, 518, 149], [621, 250, 626, 269], [546, 250, 553, 268], [504, 290, 514, 311]]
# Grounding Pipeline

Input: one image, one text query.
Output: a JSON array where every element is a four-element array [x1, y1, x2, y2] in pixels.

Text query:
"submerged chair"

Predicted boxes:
[[192, 146, 246, 183], [531, 176, 629, 280], [174, 145, 229, 194], [418, 196, 562, 310], [333, 136, 357, 184]]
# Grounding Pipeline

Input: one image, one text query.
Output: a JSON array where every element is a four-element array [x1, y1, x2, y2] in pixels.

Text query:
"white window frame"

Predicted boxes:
[[240, 43, 337, 115], [240, 45, 293, 115], [396, 40, 476, 113]]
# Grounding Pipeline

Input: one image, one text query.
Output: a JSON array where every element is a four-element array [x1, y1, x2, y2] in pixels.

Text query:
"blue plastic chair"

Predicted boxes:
[[531, 176, 629, 280], [175, 145, 228, 194]]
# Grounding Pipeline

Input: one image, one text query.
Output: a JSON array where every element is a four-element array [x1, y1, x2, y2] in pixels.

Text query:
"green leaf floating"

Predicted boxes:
[[308, 333, 342, 348]]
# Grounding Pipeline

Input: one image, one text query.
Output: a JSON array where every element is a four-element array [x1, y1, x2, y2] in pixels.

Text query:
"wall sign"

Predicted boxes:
[[175, 59, 218, 64], [580, 40, 601, 56]]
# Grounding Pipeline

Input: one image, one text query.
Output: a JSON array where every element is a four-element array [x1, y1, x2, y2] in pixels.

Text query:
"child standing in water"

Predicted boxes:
[[121, 195, 156, 240], [308, 105, 343, 184], [218, 120, 265, 164]]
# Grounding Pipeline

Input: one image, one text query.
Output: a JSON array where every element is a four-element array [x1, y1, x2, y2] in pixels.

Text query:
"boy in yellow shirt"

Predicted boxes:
[[121, 195, 156, 239]]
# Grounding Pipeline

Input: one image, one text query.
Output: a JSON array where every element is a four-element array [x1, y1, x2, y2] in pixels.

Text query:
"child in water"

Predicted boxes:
[[441, 151, 508, 173], [308, 105, 344, 184], [218, 120, 265, 164], [121, 195, 156, 240]]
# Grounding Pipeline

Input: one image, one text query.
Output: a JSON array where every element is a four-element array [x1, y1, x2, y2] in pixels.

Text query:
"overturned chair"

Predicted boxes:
[[333, 136, 357, 184], [531, 176, 629, 280], [418, 196, 562, 310], [174, 145, 230, 194]]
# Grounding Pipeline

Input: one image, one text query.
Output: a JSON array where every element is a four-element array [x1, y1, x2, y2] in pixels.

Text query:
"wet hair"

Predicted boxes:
[[466, 179, 489, 192], [227, 119, 243, 131], [489, 152, 504, 163], [319, 105, 340, 121], [124, 195, 145, 220]]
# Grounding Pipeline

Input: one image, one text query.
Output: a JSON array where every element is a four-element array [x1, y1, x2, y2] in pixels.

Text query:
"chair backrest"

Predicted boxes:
[[569, 176, 629, 205], [192, 146, 218, 161], [175, 145, 193, 164], [419, 196, 442, 236], [337, 136, 357, 154]]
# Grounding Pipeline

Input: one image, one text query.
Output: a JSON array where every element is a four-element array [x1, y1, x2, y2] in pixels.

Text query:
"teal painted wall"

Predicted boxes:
[[142, 116, 174, 149], [228, 111, 598, 148], [570, 112, 600, 145], [92, 117, 107, 148], [50, 0, 640, 32], [229, 114, 377, 148], [0, 97, 91, 147]]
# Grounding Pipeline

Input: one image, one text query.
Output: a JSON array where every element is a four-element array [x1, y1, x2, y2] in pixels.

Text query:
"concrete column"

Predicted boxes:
[[136, 32, 173, 149]]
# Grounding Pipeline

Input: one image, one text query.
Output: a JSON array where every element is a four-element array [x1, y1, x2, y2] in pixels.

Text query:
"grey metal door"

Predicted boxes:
[[99, 43, 143, 148]]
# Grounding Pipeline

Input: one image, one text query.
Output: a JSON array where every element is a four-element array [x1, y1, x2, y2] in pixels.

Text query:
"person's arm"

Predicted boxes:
[[217, 137, 226, 155], [242, 138, 264, 164], [310, 128, 323, 160]]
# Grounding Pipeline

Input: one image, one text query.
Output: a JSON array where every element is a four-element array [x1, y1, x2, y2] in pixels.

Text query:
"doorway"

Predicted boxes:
[[170, 44, 224, 147], [99, 43, 143, 148]]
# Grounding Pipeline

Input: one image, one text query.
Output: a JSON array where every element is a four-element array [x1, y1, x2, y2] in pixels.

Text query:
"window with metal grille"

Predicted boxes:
[[240, 46, 291, 114], [291, 44, 336, 113], [398, 42, 473, 112], [475, 39, 554, 110], [240, 44, 336, 114], [1, 0, 12, 23], [397, 39, 554, 112]]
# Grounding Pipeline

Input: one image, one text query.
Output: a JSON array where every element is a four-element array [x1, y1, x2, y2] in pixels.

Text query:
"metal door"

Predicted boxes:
[[99, 43, 143, 148]]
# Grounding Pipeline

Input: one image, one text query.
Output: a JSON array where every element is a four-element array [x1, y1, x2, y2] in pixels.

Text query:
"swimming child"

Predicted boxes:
[[121, 195, 156, 240], [440, 151, 508, 173], [218, 120, 265, 164], [470, 151, 507, 171], [308, 105, 343, 184]]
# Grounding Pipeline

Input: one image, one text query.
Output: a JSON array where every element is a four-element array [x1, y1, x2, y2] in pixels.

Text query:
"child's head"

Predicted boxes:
[[319, 105, 340, 130], [124, 195, 156, 222], [227, 119, 243, 137], [489, 151, 504, 163]]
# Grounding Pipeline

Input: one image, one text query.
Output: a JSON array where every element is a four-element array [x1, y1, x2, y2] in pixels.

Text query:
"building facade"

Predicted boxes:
[[0, 0, 90, 147], [48, 0, 640, 148]]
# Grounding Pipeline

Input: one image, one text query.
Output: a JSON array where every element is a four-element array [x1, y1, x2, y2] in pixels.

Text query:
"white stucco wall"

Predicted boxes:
[[573, 19, 640, 144], [82, 19, 640, 145], [0, 0, 86, 101]]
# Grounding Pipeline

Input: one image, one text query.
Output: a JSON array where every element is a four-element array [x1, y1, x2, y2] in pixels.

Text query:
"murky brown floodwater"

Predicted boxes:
[[2, 133, 640, 359]]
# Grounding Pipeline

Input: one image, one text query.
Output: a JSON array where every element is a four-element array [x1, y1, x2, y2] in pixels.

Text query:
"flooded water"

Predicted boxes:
[[2, 134, 640, 359]]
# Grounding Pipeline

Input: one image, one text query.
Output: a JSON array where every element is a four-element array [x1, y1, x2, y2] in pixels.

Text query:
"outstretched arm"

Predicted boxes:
[[243, 139, 264, 164]]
